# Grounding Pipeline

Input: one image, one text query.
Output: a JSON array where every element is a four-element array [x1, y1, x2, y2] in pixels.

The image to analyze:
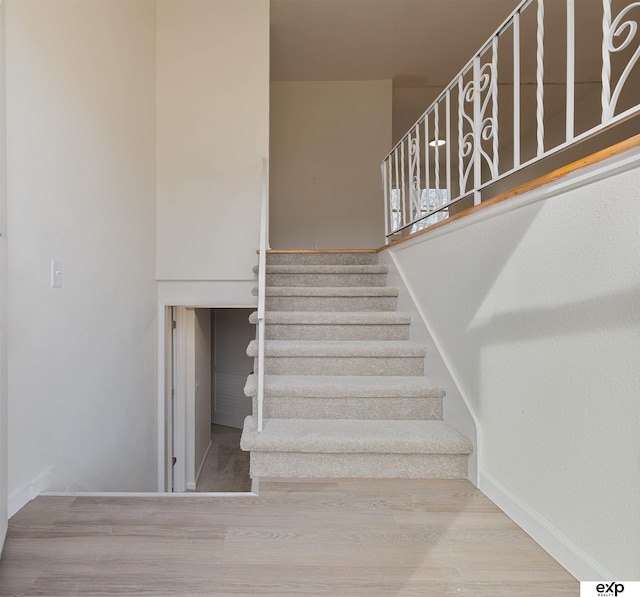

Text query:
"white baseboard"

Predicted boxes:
[[8, 469, 88, 518], [42, 491, 257, 498], [194, 439, 213, 489], [480, 472, 616, 581]]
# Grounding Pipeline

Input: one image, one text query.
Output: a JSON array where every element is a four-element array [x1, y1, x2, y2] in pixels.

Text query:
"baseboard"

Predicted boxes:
[[42, 491, 257, 498], [480, 472, 616, 581], [193, 439, 213, 490], [8, 468, 88, 518]]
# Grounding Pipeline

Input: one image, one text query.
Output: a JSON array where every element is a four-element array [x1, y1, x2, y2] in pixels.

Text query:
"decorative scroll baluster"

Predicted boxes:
[[603, 1, 640, 120], [536, 0, 545, 156], [459, 73, 475, 196], [478, 59, 499, 182], [459, 54, 498, 204]]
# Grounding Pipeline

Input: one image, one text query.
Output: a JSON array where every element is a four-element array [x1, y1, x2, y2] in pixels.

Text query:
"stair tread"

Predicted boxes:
[[254, 286, 399, 297], [254, 264, 388, 274], [244, 374, 444, 398], [266, 250, 377, 254], [249, 311, 411, 325], [241, 417, 472, 454], [247, 340, 427, 357]]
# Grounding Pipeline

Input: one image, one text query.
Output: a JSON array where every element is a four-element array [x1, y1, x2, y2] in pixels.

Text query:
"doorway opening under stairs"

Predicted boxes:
[[167, 307, 254, 494]]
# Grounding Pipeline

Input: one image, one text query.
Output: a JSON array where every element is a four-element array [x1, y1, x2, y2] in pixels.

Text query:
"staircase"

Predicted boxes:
[[240, 250, 472, 479]]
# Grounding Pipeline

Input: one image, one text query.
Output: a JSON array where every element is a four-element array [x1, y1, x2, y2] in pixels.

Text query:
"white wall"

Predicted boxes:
[[393, 86, 439, 145], [270, 80, 391, 249], [194, 309, 212, 477], [385, 148, 640, 579], [377, 251, 479, 482], [6, 0, 158, 505], [156, 0, 269, 281], [212, 309, 254, 429], [0, 1, 7, 548]]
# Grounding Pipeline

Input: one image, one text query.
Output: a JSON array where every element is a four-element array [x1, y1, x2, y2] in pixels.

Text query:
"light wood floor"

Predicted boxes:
[[0, 478, 578, 596]]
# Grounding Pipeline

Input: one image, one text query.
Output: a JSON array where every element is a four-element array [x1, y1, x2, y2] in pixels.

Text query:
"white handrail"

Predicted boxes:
[[382, 0, 640, 241], [256, 156, 269, 433]]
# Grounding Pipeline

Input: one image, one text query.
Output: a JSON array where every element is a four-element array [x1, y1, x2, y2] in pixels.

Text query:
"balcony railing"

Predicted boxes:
[[382, 0, 640, 241]]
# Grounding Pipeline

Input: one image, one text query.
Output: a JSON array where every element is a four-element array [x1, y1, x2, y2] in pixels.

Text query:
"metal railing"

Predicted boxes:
[[256, 156, 269, 432], [382, 0, 640, 241]]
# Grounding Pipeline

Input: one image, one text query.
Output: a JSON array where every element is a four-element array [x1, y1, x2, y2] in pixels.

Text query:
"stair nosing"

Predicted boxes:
[[248, 311, 411, 325], [254, 286, 400, 297], [247, 340, 427, 358], [241, 417, 473, 454], [244, 374, 445, 398], [255, 265, 388, 274]]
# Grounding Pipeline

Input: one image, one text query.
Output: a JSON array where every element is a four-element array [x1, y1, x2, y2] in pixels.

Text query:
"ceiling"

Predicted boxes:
[[271, 0, 522, 85]]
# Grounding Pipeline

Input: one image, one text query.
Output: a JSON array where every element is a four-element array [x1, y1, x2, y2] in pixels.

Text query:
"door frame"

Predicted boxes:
[[157, 302, 255, 493], [157, 304, 193, 493]]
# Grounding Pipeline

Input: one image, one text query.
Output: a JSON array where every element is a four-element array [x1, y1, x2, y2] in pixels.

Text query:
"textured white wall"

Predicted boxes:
[[270, 80, 391, 249], [156, 0, 269, 280], [6, 0, 158, 499], [386, 150, 640, 579], [377, 250, 479, 483]]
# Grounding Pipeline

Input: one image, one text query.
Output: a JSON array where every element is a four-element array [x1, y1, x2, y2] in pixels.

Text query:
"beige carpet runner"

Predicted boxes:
[[240, 250, 472, 478]]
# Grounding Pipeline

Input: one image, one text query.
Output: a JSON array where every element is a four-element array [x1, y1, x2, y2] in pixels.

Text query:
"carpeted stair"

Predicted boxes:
[[240, 250, 472, 479]]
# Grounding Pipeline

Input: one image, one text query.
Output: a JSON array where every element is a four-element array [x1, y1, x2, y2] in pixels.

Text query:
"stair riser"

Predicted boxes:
[[258, 356, 424, 376], [265, 296, 397, 312], [265, 273, 387, 287], [264, 324, 410, 341], [253, 396, 443, 420], [249, 452, 468, 479], [267, 253, 378, 266]]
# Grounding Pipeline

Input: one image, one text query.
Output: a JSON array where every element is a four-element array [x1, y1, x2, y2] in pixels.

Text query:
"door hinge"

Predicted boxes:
[[171, 388, 175, 400], [172, 457, 177, 466], [172, 320, 177, 329]]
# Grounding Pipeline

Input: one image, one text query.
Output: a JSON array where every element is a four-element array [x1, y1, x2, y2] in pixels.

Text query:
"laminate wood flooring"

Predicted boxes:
[[0, 478, 579, 596]]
